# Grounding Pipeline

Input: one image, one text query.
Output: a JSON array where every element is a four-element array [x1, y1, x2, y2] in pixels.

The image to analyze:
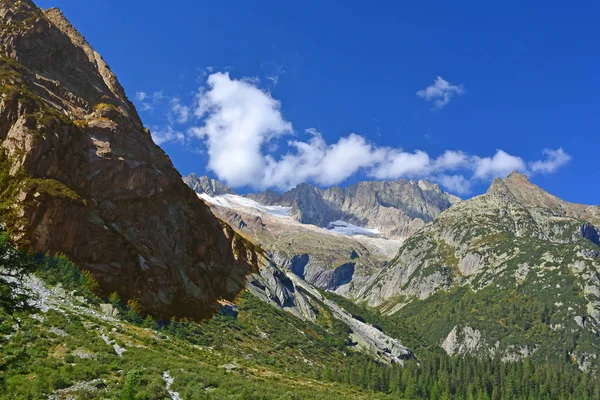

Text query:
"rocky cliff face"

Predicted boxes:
[[249, 179, 460, 240], [361, 172, 600, 369], [0, 0, 258, 320]]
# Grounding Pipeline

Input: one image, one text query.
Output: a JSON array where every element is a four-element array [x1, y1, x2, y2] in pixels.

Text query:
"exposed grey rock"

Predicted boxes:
[[247, 179, 460, 241], [183, 174, 235, 196], [501, 345, 538, 362], [360, 172, 600, 368], [200, 196, 398, 297], [220, 363, 238, 371], [73, 348, 96, 359], [48, 379, 105, 399], [582, 249, 600, 258], [285, 272, 414, 364], [442, 325, 483, 356], [100, 332, 126, 357], [100, 303, 120, 318], [459, 253, 484, 276], [247, 260, 317, 321]]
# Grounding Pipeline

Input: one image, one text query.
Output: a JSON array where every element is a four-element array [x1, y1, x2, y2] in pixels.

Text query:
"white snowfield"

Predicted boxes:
[[199, 193, 382, 238], [327, 220, 380, 237], [198, 193, 292, 218], [198, 192, 402, 259]]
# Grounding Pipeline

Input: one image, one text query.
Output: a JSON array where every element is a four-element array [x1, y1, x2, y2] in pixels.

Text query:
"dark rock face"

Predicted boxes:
[[288, 254, 310, 278], [0, 0, 257, 320], [327, 262, 355, 290], [580, 223, 600, 247]]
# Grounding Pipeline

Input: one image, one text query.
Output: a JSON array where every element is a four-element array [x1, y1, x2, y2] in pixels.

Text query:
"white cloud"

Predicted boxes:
[[189, 72, 293, 188], [432, 150, 469, 171], [170, 98, 190, 124], [136, 91, 148, 101], [529, 148, 571, 174], [417, 76, 464, 109], [151, 72, 569, 194], [434, 174, 473, 195], [150, 125, 184, 145], [267, 130, 389, 188], [369, 150, 430, 179], [473, 150, 527, 179]]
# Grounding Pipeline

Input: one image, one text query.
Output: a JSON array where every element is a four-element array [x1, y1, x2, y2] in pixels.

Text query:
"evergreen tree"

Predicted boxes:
[[0, 233, 36, 316]]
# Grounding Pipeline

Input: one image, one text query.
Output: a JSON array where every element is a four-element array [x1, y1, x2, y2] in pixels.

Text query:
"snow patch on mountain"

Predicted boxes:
[[327, 220, 380, 237], [198, 193, 292, 218]]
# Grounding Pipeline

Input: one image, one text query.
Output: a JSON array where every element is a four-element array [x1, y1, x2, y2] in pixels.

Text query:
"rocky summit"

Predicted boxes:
[[0, 0, 258, 320], [360, 171, 600, 370]]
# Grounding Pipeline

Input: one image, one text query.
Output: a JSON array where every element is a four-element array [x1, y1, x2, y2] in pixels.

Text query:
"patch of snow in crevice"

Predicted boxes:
[[326, 220, 379, 237], [163, 371, 182, 400], [198, 193, 292, 217]]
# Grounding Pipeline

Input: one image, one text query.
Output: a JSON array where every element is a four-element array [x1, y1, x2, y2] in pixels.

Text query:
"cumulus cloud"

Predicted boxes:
[[529, 148, 571, 174], [188, 72, 293, 188], [152, 72, 569, 194], [435, 174, 473, 195], [417, 76, 464, 109], [473, 150, 527, 179]]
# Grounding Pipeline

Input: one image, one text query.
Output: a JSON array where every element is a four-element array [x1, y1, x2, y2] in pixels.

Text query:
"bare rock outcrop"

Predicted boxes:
[[0, 0, 259, 320]]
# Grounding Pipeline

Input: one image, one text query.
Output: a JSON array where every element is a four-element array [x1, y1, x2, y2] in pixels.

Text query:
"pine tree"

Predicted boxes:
[[0, 233, 36, 316]]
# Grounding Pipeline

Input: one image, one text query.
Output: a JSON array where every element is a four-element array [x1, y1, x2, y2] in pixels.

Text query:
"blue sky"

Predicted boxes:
[[37, 0, 599, 202]]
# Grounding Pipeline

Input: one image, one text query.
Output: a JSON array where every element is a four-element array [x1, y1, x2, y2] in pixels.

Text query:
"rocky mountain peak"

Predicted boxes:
[[506, 169, 530, 181], [489, 172, 600, 226], [486, 177, 520, 204], [0, 0, 260, 320], [183, 173, 235, 197]]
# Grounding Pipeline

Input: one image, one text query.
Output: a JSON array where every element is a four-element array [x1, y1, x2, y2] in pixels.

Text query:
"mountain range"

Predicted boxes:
[[186, 172, 600, 370], [2, 0, 600, 398]]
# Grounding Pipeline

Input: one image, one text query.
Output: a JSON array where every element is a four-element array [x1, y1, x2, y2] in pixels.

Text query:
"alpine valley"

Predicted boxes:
[[1, 1, 600, 399]]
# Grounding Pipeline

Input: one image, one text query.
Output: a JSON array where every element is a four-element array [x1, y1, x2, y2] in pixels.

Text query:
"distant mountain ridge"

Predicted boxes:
[[183, 173, 236, 197], [184, 174, 461, 299], [186, 174, 460, 241]]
